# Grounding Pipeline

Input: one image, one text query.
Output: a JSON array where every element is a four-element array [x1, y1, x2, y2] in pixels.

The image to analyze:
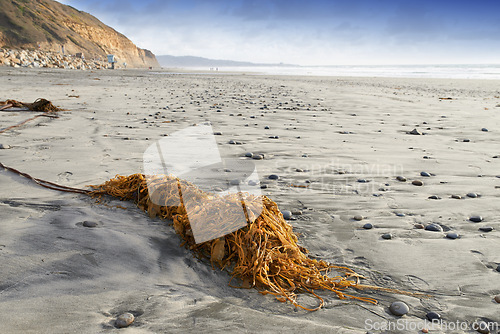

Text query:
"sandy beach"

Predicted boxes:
[[1, 67, 499, 333]]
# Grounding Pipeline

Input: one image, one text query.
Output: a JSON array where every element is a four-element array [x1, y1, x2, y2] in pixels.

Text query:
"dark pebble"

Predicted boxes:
[[248, 180, 259, 186], [396, 176, 407, 182], [474, 320, 491, 334], [446, 232, 459, 239], [245, 152, 254, 158], [213, 132, 222, 135], [357, 179, 369, 183], [412, 180, 424, 186], [228, 140, 236, 144], [479, 226, 493, 232], [268, 174, 279, 180], [260, 184, 268, 189], [420, 171, 431, 177], [481, 128, 488, 132], [281, 210, 292, 220], [467, 192, 478, 198], [409, 128, 422, 135], [295, 168, 304, 172], [115, 313, 134, 328], [382, 233, 392, 240], [463, 139, 470, 142], [0, 144, 11, 149], [426, 311, 441, 321], [396, 212, 406, 217], [425, 223, 443, 232], [428, 195, 441, 200], [389, 301, 409, 316], [363, 223, 373, 229], [469, 215, 483, 222], [496, 264, 500, 273], [83, 221, 98, 228], [264, 126, 270, 129], [494, 295, 500, 303]]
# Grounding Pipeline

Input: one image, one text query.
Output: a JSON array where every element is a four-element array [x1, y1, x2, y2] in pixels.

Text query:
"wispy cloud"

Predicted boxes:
[[56, 0, 500, 65]]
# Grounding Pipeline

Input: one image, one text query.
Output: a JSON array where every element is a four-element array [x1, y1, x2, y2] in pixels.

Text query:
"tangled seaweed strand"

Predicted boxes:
[[0, 98, 61, 112], [0, 98, 61, 134], [90, 173, 417, 311]]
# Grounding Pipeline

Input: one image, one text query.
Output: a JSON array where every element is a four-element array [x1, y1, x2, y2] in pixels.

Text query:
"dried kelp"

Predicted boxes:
[[0, 98, 61, 112], [90, 173, 417, 311]]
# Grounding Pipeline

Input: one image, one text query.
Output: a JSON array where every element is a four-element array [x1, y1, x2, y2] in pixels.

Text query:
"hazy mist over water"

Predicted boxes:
[[160, 64, 500, 80]]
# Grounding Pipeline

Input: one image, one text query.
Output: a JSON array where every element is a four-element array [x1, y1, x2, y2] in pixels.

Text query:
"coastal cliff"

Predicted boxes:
[[0, 0, 159, 68]]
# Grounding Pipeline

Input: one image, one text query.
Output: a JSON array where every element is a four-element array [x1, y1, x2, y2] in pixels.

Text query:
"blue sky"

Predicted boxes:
[[57, 0, 500, 65]]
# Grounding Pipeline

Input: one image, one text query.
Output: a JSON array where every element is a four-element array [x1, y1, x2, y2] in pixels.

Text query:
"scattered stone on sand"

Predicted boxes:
[[281, 210, 292, 220], [228, 140, 236, 144], [244, 152, 253, 158], [467, 192, 479, 198], [396, 176, 407, 182], [412, 180, 424, 186], [414, 223, 425, 229], [295, 168, 304, 172], [353, 215, 363, 221], [252, 154, 264, 160], [446, 232, 459, 239], [469, 215, 483, 223], [264, 126, 270, 129], [428, 195, 441, 200], [496, 264, 500, 273], [268, 174, 279, 180], [0, 144, 11, 149], [479, 226, 493, 232], [82, 221, 98, 228], [213, 132, 222, 135], [115, 312, 134, 328], [291, 209, 302, 215], [363, 223, 373, 229], [420, 171, 431, 177], [481, 128, 488, 132], [357, 179, 370, 183], [425, 223, 443, 232], [260, 184, 268, 189], [426, 311, 441, 321], [463, 139, 470, 142], [248, 180, 259, 186], [409, 128, 422, 135], [382, 233, 392, 240], [473, 320, 491, 334], [494, 295, 500, 303], [451, 194, 462, 199], [389, 301, 409, 316], [395, 212, 406, 217]]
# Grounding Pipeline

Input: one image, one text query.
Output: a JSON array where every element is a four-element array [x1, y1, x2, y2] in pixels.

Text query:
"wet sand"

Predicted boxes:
[[1, 67, 499, 333]]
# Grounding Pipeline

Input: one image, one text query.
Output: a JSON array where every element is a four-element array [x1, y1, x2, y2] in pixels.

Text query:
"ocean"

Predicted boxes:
[[165, 64, 500, 80]]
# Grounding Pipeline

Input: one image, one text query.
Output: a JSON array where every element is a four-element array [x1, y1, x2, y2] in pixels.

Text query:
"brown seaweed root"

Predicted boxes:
[[90, 173, 420, 311]]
